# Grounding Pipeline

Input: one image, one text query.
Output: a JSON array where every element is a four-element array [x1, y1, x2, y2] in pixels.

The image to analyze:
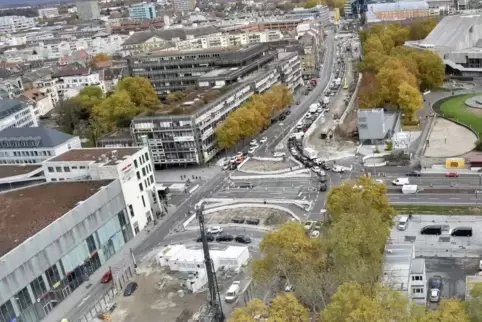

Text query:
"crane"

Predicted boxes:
[[196, 204, 225, 322]]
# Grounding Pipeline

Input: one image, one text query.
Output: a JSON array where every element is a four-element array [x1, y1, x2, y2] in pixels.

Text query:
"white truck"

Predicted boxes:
[[309, 103, 319, 113], [402, 185, 418, 194], [303, 147, 318, 160], [323, 96, 330, 105], [335, 78, 341, 87]]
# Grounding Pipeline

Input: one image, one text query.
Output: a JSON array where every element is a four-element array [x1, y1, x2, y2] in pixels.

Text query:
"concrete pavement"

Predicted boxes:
[[388, 193, 482, 205]]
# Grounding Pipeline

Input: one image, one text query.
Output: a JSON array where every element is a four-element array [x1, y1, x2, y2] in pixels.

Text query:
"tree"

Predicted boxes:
[[303, 0, 319, 8], [359, 50, 387, 73], [376, 59, 418, 106], [91, 53, 111, 66], [230, 299, 267, 322], [73, 85, 104, 113], [398, 81, 423, 123], [116, 76, 160, 110], [252, 222, 326, 283], [363, 35, 385, 55], [386, 23, 410, 47], [467, 283, 482, 321], [414, 50, 445, 91], [268, 293, 310, 322], [420, 299, 470, 322], [231, 107, 263, 140], [92, 90, 138, 136], [409, 18, 437, 40], [216, 117, 242, 150], [55, 98, 86, 134], [321, 283, 426, 322], [271, 84, 293, 109], [165, 91, 186, 104], [358, 72, 381, 108]]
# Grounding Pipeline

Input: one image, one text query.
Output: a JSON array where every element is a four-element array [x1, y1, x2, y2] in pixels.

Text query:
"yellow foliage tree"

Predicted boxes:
[[268, 293, 310, 322], [91, 53, 111, 65], [229, 299, 267, 322], [409, 18, 437, 40], [420, 299, 470, 322], [377, 59, 418, 106], [414, 50, 445, 91], [398, 81, 423, 123], [216, 117, 242, 150], [303, 0, 319, 8], [116, 76, 160, 110]]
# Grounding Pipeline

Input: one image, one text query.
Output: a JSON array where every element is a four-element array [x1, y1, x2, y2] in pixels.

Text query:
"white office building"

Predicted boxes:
[[0, 99, 37, 132], [0, 127, 81, 165], [42, 147, 161, 234], [52, 68, 105, 96], [38, 7, 60, 18], [76, 0, 101, 21], [0, 15, 35, 33]]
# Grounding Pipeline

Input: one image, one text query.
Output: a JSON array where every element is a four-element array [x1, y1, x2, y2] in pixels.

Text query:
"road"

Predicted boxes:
[[62, 29, 338, 322], [388, 193, 482, 205]]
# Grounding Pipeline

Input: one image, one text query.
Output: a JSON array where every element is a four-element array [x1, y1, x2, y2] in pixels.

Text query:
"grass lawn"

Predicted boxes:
[[393, 204, 482, 215], [439, 94, 482, 136]]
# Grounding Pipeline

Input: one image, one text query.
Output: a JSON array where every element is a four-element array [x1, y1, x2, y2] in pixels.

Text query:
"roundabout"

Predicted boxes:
[[464, 95, 482, 109]]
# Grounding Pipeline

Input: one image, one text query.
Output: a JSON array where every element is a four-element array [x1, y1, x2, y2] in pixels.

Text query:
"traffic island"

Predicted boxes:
[[393, 204, 482, 215]]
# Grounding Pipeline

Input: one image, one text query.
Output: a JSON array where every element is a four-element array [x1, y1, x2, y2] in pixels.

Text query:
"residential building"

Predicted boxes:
[[366, 1, 431, 23], [383, 243, 427, 305], [0, 127, 81, 165], [97, 128, 134, 148], [0, 15, 35, 33], [31, 75, 60, 106], [405, 15, 482, 77], [110, 18, 165, 35], [20, 88, 54, 118], [0, 99, 37, 132], [52, 68, 105, 97], [127, 44, 277, 94], [38, 7, 60, 18], [76, 0, 101, 21], [0, 76, 24, 99], [173, 0, 195, 12], [273, 52, 303, 91], [42, 147, 161, 227], [129, 3, 157, 20], [130, 67, 282, 166], [286, 5, 331, 26], [297, 23, 324, 79], [357, 109, 401, 143], [0, 180, 136, 322]]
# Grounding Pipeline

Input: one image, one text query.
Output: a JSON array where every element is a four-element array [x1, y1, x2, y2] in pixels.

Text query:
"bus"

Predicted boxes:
[[343, 77, 348, 89]]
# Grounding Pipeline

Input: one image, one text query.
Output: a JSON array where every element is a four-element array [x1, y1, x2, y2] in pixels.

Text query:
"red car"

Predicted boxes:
[[445, 172, 459, 178], [101, 271, 112, 283]]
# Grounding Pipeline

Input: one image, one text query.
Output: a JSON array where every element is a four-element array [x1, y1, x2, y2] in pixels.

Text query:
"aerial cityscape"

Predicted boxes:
[[2, 0, 482, 321]]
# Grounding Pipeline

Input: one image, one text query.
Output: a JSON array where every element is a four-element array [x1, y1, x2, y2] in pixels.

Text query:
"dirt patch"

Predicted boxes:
[[195, 207, 293, 227], [240, 159, 297, 172], [466, 107, 482, 116], [337, 107, 358, 138]]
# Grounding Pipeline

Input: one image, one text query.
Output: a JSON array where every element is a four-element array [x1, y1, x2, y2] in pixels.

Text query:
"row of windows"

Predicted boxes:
[[47, 165, 87, 173], [5, 150, 53, 157], [0, 159, 39, 164]]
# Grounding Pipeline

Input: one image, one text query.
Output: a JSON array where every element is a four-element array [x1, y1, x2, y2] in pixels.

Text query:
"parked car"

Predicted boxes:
[[273, 152, 286, 157], [246, 218, 260, 225], [259, 137, 268, 144], [216, 234, 234, 242], [249, 140, 258, 146], [101, 271, 112, 283], [406, 171, 421, 177], [248, 146, 258, 154], [231, 216, 245, 224], [310, 230, 320, 239], [319, 183, 327, 191], [196, 234, 215, 242], [235, 235, 252, 244], [124, 282, 138, 296], [429, 289, 440, 302], [304, 221, 315, 230], [445, 172, 459, 177], [207, 227, 223, 234]]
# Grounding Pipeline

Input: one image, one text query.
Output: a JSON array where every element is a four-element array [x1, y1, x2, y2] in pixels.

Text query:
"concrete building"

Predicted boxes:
[[286, 5, 330, 26], [0, 180, 135, 322], [97, 128, 134, 148], [0, 15, 35, 33], [357, 109, 400, 143], [0, 127, 81, 165], [20, 88, 54, 119], [366, 1, 432, 23], [173, 0, 194, 12], [42, 147, 161, 229], [38, 7, 60, 18], [128, 3, 157, 20], [405, 15, 482, 77], [127, 44, 276, 94], [297, 23, 324, 80], [52, 68, 105, 97], [0, 99, 37, 132], [0, 164, 45, 191], [383, 243, 427, 305], [76, 0, 101, 21], [31, 76, 60, 106]]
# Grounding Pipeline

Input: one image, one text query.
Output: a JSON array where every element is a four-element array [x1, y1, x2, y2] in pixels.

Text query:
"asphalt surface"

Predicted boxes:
[[388, 193, 482, 205]]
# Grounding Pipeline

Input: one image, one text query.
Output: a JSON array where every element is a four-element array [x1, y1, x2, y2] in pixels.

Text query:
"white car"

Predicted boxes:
[[291, 150, 298, 156], [273, 152, 286, 157], [332, 165, 344, 173], [304, 221, 315, 230], [207, 227, 223, 234], [236, 152, 243, 158], [259, 137, 268, 144], [310, 230, 320, 239], [249, 140, 258, 146], [248, 146, 258, 154], [429, 289, 440, 302], [312, 166, 321, 173]]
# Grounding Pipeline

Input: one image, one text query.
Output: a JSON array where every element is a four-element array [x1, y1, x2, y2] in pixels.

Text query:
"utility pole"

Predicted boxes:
[[197, 204, 225, 322]]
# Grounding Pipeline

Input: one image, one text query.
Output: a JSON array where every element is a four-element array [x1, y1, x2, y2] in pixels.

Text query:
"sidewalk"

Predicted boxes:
[[47, 204, 179, 322], [154, 165, 222, 183]]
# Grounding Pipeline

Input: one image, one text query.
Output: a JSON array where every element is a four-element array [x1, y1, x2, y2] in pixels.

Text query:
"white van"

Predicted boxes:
[[398, 216, 409, 231], [225, 281, 241, 303], [392, 178, 409, 186]]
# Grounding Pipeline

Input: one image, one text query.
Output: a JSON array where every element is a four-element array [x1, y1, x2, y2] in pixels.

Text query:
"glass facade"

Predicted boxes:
[[1, 210, 131, 322]]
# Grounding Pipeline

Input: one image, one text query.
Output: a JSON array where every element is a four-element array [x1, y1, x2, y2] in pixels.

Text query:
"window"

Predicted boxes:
[[48, 166, 54, 172], [128, 204, 135, 217], [141, 195, 146, 207], [30, 275, 47, 299], [55, 166, 62, 172], [0, 301, 16, 322], [412, 287, 424, 294], [15, 286, 32, 311], [86, 235, 97, 253], [139, 182, 143, 191], [142, 167, 146, 176], [45, 264, 61, 288], [136, 171, 141, 180], [150, 175, 154, 185], [133, 222, 140, 234], [359, 124, 368, 129], [134, 159, 138, 168], [412, 275, 423, 281], [145, 152, 149, 161], [63, 166, 70, 172]]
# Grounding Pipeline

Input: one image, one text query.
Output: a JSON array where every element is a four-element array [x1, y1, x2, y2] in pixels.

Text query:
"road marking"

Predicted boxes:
[[450, 198, 461, 200]]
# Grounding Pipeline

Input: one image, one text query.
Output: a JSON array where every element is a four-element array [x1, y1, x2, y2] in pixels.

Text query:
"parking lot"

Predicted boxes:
[[390, 215, 482, 258]]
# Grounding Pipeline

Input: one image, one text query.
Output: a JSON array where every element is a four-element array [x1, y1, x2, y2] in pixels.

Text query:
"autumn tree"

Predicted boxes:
[[231, 107, 263, 141], [216, 117, 242, 150], [230, 299, 267, 322], [409, 18, 437, 40], [358, 72, 381, 108], [303, 0, 318, 8], [91, 53, 111, 66], [420, 299, 470, 322], [413, 50, 445, 91], [467, 283, 482, 321], [116, 76, 160, 110], [377, 58, 418, 107], [398, 81, 423, 123]]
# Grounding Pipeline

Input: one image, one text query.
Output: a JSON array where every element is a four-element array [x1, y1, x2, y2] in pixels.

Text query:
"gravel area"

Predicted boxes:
[[240, 159, 297, 172], [188, 207, 293, 227]]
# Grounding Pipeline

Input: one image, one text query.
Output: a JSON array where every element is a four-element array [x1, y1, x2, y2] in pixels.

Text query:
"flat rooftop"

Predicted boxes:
[[0, 165, 41, 179], [0, 180, 112, 257], [383, 243, 413, 291], [49, 147, 141, 162], [135, 44, 259, 58]]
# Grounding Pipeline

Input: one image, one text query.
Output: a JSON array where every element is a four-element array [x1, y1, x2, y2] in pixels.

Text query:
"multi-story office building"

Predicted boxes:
[[130, 51, 301, 166], [76, 0, 101, 21], [286, 5, 331, 26], [129, 3, 157, 20], [173, 0, 194, 12], [0, 15, 35, 33], [366, 1, 431, 23], [38, 7, 60, 18], [0, 127, 81, 165], [0, 180, 137, 322], [20, 88, 55, 118], [127, 44, 277, 94], [0, 99, 37, 132]]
